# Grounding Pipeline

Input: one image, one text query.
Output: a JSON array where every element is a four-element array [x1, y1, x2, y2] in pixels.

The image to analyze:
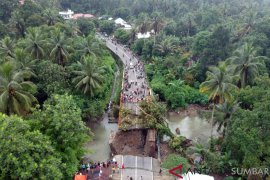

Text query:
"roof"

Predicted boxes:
[[72, 13, 94, 19], [59, 9, 74, 15], [137, 32, 151, 39], [115, 18, 127, 25], [19, 0, 25, 5]]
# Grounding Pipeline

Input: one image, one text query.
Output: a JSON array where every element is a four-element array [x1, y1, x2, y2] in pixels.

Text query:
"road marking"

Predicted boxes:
[[135, 156, 138, 180], [121, 155, 123, 180], [151, 157, 153, 171]]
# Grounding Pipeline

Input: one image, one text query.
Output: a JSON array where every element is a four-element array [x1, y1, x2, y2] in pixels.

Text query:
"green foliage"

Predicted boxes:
[[0, 113, 63, 179], [34, 61, 70, 96], [99, 20, 115, 35], [169, 136, 187, 153], [113, 8, 131, 19], [161, 154, 190, 172], [77, 18, 96, 36], [29, 94, 91, 178], [114, 29, 130, 44], [165, 81, 208, 109], [0, 61, 37, 116], [0, 0, 19, 23]]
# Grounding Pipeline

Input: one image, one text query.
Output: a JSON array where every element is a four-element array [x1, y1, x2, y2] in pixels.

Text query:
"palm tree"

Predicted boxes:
[[76, 34, 102, 58], [0, 36, 15, 60], [43, 9, 60, 26], [48, 28, 72, 66], [66, 20, 81, 37], [227, 43, 265, 88], [10, 11, 25, 37], [215, 100, 239, 137], [136, 13, 150, 34], [11, 49, 36, 78], [200, 63, 238, 146], [150, 12, 165, 35], [23, 28, 46, 59], [154, 36, 178, 56], [72, 56, 106, 96], [0, 62, 37, 116]]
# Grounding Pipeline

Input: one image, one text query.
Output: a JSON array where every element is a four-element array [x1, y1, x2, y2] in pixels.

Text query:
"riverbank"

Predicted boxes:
[[168, 104, 207, 117]]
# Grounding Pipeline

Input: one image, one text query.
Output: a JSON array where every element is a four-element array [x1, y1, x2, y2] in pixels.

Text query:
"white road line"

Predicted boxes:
[[135, 156, 138, 180], [151, 157, 152, 171], [121, 155, 123, 180]]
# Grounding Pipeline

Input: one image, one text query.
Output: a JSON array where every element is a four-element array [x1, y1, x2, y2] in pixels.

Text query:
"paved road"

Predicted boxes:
[[97, 33, 150, 115], [114, 155, 161, 180]]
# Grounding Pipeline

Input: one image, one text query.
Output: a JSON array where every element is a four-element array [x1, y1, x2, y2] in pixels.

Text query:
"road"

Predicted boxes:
[[98, 33, 150, 116], [114, 155, 161, 180]]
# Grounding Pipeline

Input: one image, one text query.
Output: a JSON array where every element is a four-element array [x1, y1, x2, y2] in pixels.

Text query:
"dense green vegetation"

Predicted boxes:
[[0, 1, 117, 179], [80, 0, 270, 178], [1, 0, 270, 179]]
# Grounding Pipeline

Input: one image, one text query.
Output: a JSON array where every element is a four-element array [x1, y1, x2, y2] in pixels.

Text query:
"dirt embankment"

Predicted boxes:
[[109, 129, 147, 156], [168, 104, 207, 117]]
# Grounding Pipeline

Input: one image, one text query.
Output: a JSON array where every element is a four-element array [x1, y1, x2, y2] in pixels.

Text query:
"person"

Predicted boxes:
[[159, 169, 162, 175], [82, 164, 85, 171], [130, 177, 133, 180], [122, 163, 125, 169], [140, 176, 143, 180]]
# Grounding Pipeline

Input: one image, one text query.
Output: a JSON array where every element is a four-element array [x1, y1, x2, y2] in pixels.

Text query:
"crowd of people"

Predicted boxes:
[[121, 61, 149, 104], [110, 40, 150, 106], [74, 159, 123, 179]]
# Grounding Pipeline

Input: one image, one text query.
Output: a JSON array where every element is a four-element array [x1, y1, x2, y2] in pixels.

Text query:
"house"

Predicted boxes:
[[114, 18, 132, 30], [72, 13, 94, 20], [59, 9, 74, 20], [137, 32, 151, 39], [19, 0, 25, 5], [59, 10, 95, 20]]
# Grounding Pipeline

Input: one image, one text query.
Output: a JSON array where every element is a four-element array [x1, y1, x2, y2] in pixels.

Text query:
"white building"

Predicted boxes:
[[59, 9, 74, 20], [114, 18, 132, 30], [137, 32, 151, 39]]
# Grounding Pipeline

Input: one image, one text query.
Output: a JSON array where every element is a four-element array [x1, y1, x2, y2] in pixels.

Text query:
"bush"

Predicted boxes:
[[169, 136, 187, 153], [161, 154, 190, 172]]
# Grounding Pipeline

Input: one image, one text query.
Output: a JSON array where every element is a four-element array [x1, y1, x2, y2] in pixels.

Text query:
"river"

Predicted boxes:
[[84, 52, 120, 162], [84, 114, 117, 162], [166, 113, 219, 145]]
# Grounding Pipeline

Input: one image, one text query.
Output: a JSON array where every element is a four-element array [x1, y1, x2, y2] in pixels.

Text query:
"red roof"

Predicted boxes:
[[19, 0, 25, 5], [72, 13, 94, 20]]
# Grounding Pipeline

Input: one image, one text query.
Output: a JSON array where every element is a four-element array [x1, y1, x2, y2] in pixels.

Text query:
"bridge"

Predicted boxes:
[[97, 33, 151, 129]]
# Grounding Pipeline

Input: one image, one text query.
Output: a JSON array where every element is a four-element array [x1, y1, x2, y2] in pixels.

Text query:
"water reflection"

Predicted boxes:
[[84, 113, 118, 162]]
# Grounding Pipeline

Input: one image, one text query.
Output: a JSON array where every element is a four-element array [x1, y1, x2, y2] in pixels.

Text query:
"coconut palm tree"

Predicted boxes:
[[154, 36, 178, 56], [72, 56, 106, 96], [215, 100, 239, 137], [43, 9, 60, 26], [150, 12, 165, 35], [48, 28, 72, 66], [227, 43, 265, 88], [0, 62, 37, 116], [10, 11, 25, 37], [23, 27, 46, 59], [0, 36, 15, 60], [11, 49, 36, 78], [200, 62, 238, 145], [76, 34, 102, 58], [136, 13, 150, 34]]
